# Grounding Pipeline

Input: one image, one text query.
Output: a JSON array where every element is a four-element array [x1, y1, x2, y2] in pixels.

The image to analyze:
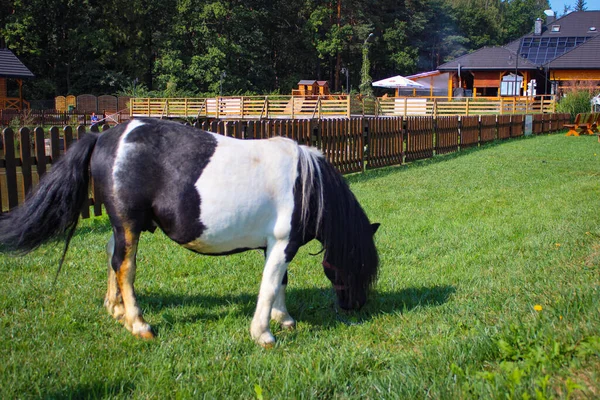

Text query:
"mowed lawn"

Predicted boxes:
[[1, 133, 599, 399]]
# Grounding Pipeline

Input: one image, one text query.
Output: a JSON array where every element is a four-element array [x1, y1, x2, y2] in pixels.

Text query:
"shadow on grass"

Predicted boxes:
[[42, 380, 135, 400], [139, 284, 455, 333]]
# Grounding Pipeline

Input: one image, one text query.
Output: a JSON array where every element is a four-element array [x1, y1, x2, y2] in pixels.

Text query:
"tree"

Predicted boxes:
[[574, 0, 587, 11], [0, 0, 562, 99], [359, 33, 374, 96]]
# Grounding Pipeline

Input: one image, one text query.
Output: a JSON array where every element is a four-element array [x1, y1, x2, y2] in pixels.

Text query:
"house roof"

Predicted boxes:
[[545, 35, 600, 69], [523, 10, 600, 38], [436, 10, 600, 72], [406, 70, 442, 79], [0, 48, 34, 79], [437, 46, 538, 71]]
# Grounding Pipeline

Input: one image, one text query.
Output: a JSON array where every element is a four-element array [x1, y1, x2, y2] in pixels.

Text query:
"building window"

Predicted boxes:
[[551, 25, 561, 32]]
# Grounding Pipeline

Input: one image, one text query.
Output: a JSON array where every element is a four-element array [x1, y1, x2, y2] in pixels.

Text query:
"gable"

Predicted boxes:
[[0, 48, 34, 79]]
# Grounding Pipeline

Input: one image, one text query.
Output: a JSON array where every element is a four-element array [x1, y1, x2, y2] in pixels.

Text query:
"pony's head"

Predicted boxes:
[[295, 145, 380, 311], [322, 222, 380, 310]]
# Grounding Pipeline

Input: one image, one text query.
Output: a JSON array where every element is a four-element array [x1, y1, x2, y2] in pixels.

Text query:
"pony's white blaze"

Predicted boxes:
[[188, 134, 298, 254]]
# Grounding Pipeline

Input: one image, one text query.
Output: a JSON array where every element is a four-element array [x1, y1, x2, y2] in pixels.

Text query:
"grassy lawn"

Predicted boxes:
[[1, 133, 599, 399]]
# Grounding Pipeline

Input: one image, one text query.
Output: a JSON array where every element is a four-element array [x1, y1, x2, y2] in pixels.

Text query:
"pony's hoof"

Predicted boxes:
[[136, 329, 155, 340], [281, 320, 296, 330], [254, 332, 276, 348], [261, 341, 275, 349], [130, 320, 154, 339]]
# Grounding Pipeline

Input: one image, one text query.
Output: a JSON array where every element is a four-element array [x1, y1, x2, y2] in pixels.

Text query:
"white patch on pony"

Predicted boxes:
[[112, 119, 145, 200], [190, 134, 298, 253], [191, 133, 301, 345]]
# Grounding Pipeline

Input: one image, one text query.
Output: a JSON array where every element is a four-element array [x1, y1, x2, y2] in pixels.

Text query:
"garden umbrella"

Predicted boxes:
[[372, 75, 425, 89]]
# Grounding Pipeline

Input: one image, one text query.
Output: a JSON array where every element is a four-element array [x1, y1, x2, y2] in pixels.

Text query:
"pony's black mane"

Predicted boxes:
[[313, 157, 379, 302]]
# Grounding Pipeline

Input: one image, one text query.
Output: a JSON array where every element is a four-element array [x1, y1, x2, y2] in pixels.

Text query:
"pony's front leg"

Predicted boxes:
[[251, 240, 289, 347], [271, 271, 296, 330], [111, 226, 154, 339]]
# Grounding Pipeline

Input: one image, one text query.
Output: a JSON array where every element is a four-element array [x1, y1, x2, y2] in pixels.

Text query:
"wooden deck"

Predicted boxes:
[[130, 95, 556, 119]]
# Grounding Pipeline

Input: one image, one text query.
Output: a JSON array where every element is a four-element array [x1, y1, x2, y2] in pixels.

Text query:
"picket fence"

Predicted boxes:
[[0, 113, 570, 216]]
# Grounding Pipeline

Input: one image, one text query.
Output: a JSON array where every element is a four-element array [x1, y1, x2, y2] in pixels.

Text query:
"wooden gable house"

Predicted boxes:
[[0, 47, 35, 111], [436, 10, 600, 98]]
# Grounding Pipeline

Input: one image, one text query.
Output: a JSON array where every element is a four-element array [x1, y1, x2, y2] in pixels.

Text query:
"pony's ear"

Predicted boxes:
[[371, 223, 380, 235]]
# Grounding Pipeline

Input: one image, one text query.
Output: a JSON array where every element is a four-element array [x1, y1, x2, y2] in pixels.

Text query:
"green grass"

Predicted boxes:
[[1, 133, 600, 399]]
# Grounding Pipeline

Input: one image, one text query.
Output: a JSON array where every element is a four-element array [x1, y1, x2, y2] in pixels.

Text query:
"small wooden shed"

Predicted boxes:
[[292, 80, 330, 96]]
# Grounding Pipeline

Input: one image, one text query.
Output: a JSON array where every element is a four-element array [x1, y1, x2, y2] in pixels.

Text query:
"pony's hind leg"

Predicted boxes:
[[104, 234, 125, 321], [270, 271, 296, 330], [111, 225, 154, 339]]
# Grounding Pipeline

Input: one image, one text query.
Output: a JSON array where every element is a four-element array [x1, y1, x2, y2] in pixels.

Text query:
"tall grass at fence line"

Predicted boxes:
[[1, 134, 599, 398], [556, 90, 594, 119]]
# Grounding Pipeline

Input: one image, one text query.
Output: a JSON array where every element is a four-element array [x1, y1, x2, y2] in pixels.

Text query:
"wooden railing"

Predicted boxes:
[[131, 95, 556, 119], [377, 96, 556, 117], [0, 97, 30, 111]]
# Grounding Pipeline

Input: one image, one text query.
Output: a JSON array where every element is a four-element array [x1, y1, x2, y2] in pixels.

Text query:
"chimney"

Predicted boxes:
[[544, 9, 555, 25], [534, 18, 543, 35]]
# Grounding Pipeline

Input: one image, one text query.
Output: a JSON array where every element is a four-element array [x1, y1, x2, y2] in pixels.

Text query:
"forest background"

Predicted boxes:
[[0, 0, 586, 100]]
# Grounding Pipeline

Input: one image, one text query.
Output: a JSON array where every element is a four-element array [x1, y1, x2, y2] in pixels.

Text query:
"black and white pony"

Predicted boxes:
[[0, 118, 379, 346]]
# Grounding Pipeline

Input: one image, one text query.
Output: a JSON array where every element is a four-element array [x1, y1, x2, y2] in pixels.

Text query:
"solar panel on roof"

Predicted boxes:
[[519, 36, 591, 65]]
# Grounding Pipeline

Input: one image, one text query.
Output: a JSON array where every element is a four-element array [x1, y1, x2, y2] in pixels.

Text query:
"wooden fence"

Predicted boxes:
[[1, 113, 570, 216], [0, 109, 128, 127], [130, 95, 557, 119]]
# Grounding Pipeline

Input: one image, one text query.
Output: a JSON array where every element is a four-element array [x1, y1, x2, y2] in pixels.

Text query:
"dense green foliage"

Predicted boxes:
[[1, 133, 600, 398], [556, 90, 593, 118], [1, 0, 552, 99]]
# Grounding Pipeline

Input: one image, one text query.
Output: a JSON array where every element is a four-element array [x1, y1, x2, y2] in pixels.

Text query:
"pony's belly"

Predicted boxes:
[[183, 236, 266, 254]]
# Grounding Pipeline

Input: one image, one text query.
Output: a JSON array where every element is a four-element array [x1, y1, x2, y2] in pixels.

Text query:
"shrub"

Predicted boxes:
[[556, 90, 593, 120]]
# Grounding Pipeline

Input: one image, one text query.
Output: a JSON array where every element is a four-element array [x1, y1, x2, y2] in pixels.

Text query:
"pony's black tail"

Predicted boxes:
[[0, 132, 99, 254]]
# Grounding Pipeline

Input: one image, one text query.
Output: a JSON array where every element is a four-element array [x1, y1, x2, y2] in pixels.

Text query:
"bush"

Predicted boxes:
[[556, 90, 593, 120]]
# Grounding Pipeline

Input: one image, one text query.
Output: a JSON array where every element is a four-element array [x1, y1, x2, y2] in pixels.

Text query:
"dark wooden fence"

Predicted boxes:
[[0, 113, 571, 216], [0, 109, 128, 127]]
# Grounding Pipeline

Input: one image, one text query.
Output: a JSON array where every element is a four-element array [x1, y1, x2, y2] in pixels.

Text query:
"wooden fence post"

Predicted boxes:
[[33, 127, 47, 178], [347, 95, 351, 118], [63, 126, 73, 152], [2, 128, 18, 209], [363, 117, 369, 172], [19, 128, 32, 197], [49, 126, 61, 162]]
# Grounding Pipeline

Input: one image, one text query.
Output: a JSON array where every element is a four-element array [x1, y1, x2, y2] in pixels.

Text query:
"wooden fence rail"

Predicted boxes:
[[1, 113, 570, 217]]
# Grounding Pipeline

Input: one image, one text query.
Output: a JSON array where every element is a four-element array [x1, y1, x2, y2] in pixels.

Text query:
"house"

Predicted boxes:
[[0, 47, 35, 110], [435, 10, 600, 98]]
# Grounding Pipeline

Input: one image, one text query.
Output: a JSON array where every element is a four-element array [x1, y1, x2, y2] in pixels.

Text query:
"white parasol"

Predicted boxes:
[[372, 75, 425, 89]]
